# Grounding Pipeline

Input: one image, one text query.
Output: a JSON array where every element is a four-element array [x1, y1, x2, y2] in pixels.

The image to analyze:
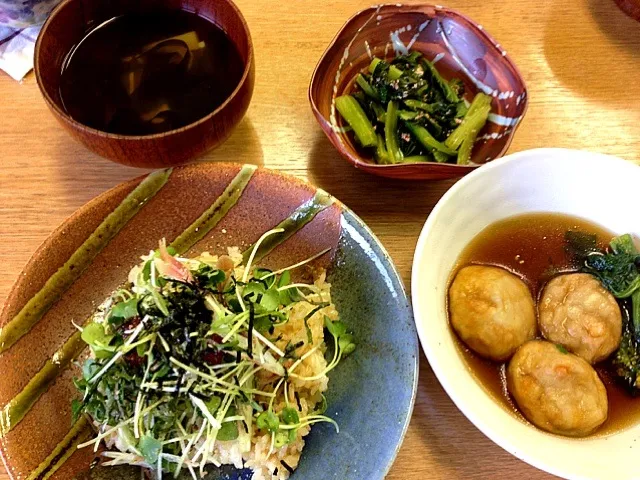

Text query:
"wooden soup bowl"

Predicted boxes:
[[34, 0, 254, 168]]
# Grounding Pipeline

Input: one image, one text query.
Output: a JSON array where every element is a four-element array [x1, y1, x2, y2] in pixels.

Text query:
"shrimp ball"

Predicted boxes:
[[448, 265, 537, 361], [507, 340, 608, 437], [539, 273, 622, 364]]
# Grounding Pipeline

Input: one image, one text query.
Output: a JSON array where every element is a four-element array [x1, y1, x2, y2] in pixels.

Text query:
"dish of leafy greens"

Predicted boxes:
[[335, 51, 491, 166], [72, 231, 355, 480]]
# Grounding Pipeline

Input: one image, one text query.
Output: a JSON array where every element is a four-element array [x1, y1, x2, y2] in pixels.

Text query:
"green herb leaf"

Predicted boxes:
[[119, 425, 138, 451], [81, 322, 111, 347], [108, 297, 139, 323], [277, 270, 291, 288], [257, 411, 279, 433], [253, 315, 273, 333], [260, 288, 280, 311], [217, 420, 239, 441], [255, 268, 276, 289], [195, 265, 226, 290], [206, 396, 222, 414], [279, 290, 292, 306], [243, 281, 266, 301], [274, 430, 292, 447], [324, 316, 347, 339], [338, 333, 356, 357], [94, 349, 114, 360], [556, 344, 568, 354], [82, 358, 100, 380], [313, 395, 328, 415], [71, 398, 84, 423], [281, 407, 299, 425], [154, 364, 171, 378], [564, 230, 598, 262], [342, 343, 356, 356], [584, 234, 640, 298], [249, 400, 264, 413], [611, 234, 638, 255], [279, 285, 304, 307], [139, 434, 162, 465], [150, 289, 169, 316], [456, 101, 469, 117], [142, 260, 152, 281]]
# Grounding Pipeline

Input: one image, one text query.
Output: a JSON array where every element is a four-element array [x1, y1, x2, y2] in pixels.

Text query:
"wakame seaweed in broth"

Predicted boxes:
[[59, 11, 244, 135]]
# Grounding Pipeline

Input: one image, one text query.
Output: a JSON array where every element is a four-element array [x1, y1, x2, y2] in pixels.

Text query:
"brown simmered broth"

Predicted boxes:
[[59, 11, 244, 135], [453, 212, 640, 435]]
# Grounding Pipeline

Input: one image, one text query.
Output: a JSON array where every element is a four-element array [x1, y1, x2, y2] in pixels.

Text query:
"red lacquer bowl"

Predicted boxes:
[[35, 0, 254, 168], [309, 4, 528, 180], [614, 0, 640, 21]]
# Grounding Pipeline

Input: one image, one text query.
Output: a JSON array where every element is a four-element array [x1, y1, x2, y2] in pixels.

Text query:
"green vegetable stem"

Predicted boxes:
[[334, 52, 492, 165], [384, 101, 403, 164], [335, 95, 377, 148]]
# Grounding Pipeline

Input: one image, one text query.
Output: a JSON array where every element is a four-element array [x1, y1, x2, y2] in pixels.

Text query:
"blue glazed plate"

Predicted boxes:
[[217, 209, 418, 480], [290, 208, 418, 479], [0, 164, 418, 480]]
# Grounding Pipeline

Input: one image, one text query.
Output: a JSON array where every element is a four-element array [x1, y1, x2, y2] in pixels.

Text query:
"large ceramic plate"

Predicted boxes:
[[0, 163, 417, 480]]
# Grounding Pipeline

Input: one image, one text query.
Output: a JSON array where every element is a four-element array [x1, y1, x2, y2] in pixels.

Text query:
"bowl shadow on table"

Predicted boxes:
[[543, 0, 640, 105], [51, 116, 263, 208], [196, 116, 263, 167], [398, 353, 557, 479], [306, 134, 458, 223]]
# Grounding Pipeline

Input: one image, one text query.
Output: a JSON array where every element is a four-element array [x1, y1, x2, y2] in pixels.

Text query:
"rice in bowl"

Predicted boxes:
[[73, 239, 355, 480]]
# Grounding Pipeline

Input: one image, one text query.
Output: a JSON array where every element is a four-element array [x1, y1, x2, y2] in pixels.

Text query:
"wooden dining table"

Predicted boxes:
[[1, 0, 640, 478]]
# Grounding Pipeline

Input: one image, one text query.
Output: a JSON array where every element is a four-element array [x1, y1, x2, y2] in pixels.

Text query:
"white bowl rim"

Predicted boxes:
[[411, 147, 640, 480]]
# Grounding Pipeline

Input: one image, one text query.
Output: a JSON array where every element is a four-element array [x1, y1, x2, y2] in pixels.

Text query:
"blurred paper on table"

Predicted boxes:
[[0, 0, 61, 81]]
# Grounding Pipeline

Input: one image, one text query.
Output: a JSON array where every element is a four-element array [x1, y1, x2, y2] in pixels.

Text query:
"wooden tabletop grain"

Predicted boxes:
[[1, 0, 640, 478]]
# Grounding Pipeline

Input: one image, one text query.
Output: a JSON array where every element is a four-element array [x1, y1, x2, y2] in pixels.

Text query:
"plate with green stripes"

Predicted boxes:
[[0, 163, 417, 480]]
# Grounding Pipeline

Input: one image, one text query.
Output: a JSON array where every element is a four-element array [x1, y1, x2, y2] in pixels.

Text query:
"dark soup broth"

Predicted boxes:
[[453, 212, 640, 435], [59, 10, 244, 135]]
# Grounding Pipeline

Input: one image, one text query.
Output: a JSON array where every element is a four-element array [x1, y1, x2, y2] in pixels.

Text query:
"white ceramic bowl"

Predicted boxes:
[[412, 148, 640, 480]]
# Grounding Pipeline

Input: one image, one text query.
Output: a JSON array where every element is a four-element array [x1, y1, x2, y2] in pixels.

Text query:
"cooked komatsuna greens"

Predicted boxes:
[[583, 234, 640, 393], [335, 52, 491, 166], [72, 232, 355, 480]]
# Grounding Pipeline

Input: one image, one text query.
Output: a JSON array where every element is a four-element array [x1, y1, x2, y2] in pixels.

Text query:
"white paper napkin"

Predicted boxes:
[[0, 0, 62, 81]]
